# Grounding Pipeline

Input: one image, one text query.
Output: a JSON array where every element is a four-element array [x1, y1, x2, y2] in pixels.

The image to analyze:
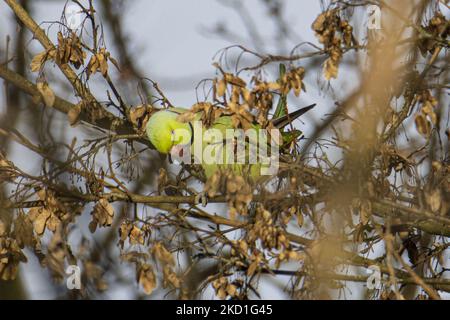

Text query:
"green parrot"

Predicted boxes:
[[145, 104, 315, 182]]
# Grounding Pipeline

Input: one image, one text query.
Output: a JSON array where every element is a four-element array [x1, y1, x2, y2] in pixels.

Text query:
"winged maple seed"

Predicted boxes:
[[119, 220, 149, 248], [86, 47, 119, 78], [414, 89, 438, 137], [30, 32, 86, 73], [418, 12, 449, 56], [0, 155, 17, 182], [151, 241, 174, 266], [212, 276, 239, 299], [36, 81, 56, 108], [312, 9, 357, 80], [0, 220, 27, 281], [137, 263, 157, 295], [89, 198, 114, 233]]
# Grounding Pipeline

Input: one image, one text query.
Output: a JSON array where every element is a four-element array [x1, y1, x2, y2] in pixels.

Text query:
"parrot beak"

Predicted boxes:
[[169, 144, 189, 165], [170, 144, 185, 158]]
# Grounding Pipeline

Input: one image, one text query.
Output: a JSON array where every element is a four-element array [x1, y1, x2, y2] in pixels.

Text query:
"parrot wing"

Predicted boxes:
[[190, 104, 316, 180]]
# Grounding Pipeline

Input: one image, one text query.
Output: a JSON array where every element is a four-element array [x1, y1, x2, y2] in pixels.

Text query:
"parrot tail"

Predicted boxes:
[[272, 103, 316, 129]]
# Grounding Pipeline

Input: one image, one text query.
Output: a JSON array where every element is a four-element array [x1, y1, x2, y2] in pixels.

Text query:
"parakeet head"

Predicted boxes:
[[146, 110, 192, 154]]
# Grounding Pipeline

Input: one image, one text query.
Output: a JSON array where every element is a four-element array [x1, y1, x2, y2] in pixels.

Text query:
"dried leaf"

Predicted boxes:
[[28, 207, 51, 236], [151, 242, 174, 266], [415, 113, 431, 137], [0, 220, 6, 237], [129, 226, 145, 245], [97, 53, 108, 76], [0, 237, 27, 280], [426, 189, 441, 213], [13, 212, 34, 248], [163, 266, 181, 288], [247, 260, 258, 277], [138, 264, 157, 295], [90, 198, 114, 233], [30, 51, 47, 72], [37, 81, 56, 107], [216, 79, 227, 97], [129, 105, 148, 127], [324, 57, 339, 80], [68, 102, 82, 126]]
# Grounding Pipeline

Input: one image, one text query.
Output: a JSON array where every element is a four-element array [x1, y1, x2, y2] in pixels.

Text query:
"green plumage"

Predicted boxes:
[[146, 104, 315, 181]]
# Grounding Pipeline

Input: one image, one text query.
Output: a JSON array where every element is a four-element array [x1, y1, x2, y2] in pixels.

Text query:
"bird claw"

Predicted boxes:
[[194, 192, 208, 207]]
